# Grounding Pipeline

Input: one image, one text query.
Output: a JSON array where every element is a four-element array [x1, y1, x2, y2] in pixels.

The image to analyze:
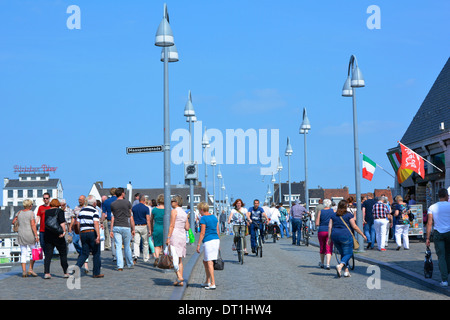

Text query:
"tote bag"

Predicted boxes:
[[32, 244, 43, 261]]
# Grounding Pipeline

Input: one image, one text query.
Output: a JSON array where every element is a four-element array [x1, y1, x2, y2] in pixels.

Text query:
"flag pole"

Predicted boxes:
[[397, 141, 444, 172], [361, 152, 396, 179]]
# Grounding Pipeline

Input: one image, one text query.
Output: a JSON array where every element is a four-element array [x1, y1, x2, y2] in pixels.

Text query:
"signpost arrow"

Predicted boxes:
[[126, 145, 163, 154]]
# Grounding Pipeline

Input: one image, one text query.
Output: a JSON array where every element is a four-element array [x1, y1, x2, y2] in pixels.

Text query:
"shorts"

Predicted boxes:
[[203, 239, 220, 261]]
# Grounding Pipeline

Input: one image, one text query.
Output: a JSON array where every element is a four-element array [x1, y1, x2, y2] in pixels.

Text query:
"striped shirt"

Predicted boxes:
[[372, 201, 390, 219], [78, 205, 100, 232]]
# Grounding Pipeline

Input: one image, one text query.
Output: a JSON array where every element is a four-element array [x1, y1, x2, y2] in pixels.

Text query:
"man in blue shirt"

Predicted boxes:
[[247, 199, 268, 254], [102, 188, 117, 253], [290, 200, 308, 246], [132, 195, 151, 263]]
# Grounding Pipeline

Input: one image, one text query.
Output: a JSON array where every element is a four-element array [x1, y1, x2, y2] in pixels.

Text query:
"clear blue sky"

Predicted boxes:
[[1, 0, 449, 209]]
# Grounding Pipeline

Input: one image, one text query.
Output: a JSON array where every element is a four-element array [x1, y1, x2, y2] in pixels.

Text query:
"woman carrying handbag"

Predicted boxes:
[[196, 201, 220, 290], [328, 200, 366, 278], [12, 199, 40, 277]]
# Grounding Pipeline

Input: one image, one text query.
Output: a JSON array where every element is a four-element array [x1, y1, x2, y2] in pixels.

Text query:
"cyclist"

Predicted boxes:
[[247, 199, 269, 253], [228, 198, 249, 255], [267, 202, 281, 239]]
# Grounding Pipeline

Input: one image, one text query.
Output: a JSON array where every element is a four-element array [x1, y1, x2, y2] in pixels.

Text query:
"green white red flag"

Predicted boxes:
[[362, 154, 376, 181]]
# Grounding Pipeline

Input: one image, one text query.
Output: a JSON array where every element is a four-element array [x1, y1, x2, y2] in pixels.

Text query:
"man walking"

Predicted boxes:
[[290, 200, 307, 246], [102, 188, 117, 254], [132, 194, 151, 264], [426, 188, 450, 287], [372, 196, 391, 252], [278, 203, 290, 238], [36, 193, 51, 249], [110, 187, 135, 271], [75, 195, 104, 278], [362, 192, 377, 249]]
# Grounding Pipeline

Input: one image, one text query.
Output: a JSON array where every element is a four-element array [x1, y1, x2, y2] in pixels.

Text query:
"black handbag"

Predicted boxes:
[[213, 250, 224, 270], [45, 209, 64, 235]]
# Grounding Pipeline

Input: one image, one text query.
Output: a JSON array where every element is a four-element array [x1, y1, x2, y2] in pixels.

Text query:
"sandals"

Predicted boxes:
[[173, 279, 184, 286], [335, 264, 342, 278]]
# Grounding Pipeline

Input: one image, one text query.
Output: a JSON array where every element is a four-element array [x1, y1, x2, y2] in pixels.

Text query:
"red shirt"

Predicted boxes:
[[37, 205, 51, 232]]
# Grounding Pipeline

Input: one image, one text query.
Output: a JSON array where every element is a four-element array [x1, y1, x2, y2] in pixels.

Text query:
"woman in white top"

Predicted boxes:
[[228, 199, 249, 255]]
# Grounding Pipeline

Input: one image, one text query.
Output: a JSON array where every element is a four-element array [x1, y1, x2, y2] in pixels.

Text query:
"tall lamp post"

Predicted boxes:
[[210, 155, 217, 215], [300, 108, 311, 213], [342, 54, 365, 252], [202, 127, 210, 207], [184, 90, 197, 230], [155, 3, 178, 246], [277, 157, 283, 204], [285, 137, 293, 209], [271, 173, 276, 204], [217, 167, 222, 215]]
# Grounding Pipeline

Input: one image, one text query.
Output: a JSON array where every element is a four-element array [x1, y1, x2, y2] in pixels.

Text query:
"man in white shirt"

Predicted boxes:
[[426, 188, 450, 287]]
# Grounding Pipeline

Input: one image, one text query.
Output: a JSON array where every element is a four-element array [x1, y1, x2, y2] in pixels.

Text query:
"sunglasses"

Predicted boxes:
[[43, 197, 50, 200]]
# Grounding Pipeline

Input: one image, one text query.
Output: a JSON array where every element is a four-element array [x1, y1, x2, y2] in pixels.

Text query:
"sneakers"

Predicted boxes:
[[205, 284, 216, 290], [440, 281, 448, 287]]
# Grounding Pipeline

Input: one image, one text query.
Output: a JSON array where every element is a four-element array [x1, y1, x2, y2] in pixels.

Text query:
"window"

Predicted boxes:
[[18, 190, 23, 198], [28, 190, 33, 197], [37, 190, 43, 197], [8, 190, 13, 198], [187, 195, 201, 203]]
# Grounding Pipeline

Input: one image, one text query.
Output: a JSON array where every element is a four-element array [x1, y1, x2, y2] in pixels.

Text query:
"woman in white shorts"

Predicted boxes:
[[196, 202, 220, 290]]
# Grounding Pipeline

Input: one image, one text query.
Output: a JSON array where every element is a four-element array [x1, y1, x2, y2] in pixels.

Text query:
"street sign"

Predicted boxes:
[[126, 145, 163, 154]]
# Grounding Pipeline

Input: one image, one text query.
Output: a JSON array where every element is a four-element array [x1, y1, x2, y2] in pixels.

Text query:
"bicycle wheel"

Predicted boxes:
[[259, 232, 263, 257], [237, 237, 243, 264], [334, 246, 341, 265], [348, 254, 355, 270]]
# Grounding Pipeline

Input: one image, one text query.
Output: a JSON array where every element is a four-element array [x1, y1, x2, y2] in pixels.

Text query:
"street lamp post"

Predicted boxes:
[[271, 173, 276, 204], [155, 3, 178, 247], [300, 108, 311, 213], [277, 157, 283, 204], [285, 137, 293, 209], [217, 167, 222, 215], [210, 155, 217, 215], [202, 127, 210, 207], [184, 90, 196, 230], [342, 54, 365, 252]]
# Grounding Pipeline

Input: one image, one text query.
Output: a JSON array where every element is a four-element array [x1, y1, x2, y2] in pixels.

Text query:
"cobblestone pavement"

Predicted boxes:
[[0, 241, 198, 300], [1, 230, 449, 300], [183, 232, 450, 300]]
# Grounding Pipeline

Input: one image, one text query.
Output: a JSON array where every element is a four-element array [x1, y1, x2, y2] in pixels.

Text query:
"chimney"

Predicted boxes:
[[4, 178, 9, 188]]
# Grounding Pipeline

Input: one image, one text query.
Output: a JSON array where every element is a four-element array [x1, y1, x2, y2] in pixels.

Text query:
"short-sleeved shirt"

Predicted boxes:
[[37, 205, 50, 232], [230, 208, 248, 225], [248, 206, 265, 222], [200, 214, 219, 243], [362, 198, 377, 224], [330, 212, 354, 238], [291, 204, 307, 219], [78, 205, 100, 232], [111, 199, 132, 228], [132, 203, 150, 225], [279, 207, 288, 221], [372, 202, 390, 219], [428, 201, 450, 234], [102, 196, 117, 220]]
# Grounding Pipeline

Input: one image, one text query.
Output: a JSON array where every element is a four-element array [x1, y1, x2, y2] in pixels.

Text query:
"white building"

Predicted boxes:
[[3, 173, 63, 207]]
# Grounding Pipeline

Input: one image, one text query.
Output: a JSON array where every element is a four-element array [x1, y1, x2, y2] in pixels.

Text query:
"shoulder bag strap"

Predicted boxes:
[[340, 216, 356, 240]]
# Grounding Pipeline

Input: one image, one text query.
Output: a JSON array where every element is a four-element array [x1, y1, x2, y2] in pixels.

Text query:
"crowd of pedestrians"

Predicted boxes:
[[11, 187, 450, 289]]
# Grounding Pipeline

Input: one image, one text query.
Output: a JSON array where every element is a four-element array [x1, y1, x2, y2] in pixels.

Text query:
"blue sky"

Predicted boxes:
[[0, 0, 449, 209]]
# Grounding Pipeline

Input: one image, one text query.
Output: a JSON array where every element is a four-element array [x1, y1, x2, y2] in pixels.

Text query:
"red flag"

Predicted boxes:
[[400, 144, 425, 179]]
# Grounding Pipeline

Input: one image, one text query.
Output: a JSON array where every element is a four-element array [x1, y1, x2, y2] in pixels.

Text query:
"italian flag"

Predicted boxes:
[[362, 154, 376, 181]]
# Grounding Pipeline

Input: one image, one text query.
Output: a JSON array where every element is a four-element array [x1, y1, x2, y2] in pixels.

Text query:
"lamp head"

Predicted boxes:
[[285, 137, 293, 156], [342, 76, 353, 97], [184, 90, 195, 117], [160, 44, 179, 62], [351, 65, 365, 88]]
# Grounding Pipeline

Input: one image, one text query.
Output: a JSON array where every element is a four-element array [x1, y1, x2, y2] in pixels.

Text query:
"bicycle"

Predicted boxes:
[[301, 215, 310, 246], [233, 224, 246, 265], [253, 221, 264, 258], [268, 222, 280, 243], [333, 245, 355, 270]]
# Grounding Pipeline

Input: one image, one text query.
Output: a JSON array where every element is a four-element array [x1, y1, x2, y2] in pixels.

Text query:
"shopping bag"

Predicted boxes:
[[32, 246, 43, 261], [148, 236, 155, 254], [188, 229, 195, 244], [157, 246, 173, 269]]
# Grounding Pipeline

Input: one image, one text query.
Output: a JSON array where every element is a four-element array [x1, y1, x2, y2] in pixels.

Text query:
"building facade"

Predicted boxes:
[[387, 57, 449, 209]]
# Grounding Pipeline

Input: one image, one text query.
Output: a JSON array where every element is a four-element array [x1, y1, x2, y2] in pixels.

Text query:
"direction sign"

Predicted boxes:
[[126, 145, 163, 154]]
